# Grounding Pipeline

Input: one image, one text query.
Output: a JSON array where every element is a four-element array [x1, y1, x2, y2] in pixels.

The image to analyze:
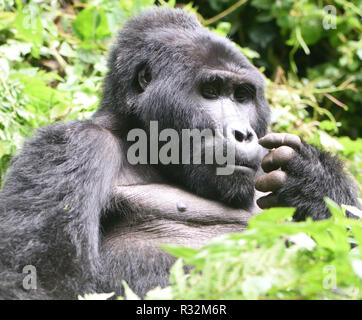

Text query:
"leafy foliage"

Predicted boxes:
[[122, 200, 362, 300]]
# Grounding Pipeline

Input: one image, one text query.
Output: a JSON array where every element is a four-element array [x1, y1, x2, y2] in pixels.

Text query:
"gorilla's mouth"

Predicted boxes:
[[234, 157, 259, 171], [231, 164, 257, 174], [235, 164, 256, 171], [216, 160, 258, 175]]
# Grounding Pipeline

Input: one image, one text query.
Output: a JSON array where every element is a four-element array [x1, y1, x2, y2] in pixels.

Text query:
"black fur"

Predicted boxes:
[[279, 142, 360, 221], [0, 7, 359, 299]]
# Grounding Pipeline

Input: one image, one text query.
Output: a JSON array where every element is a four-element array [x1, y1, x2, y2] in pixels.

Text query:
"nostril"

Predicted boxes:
[[232, 128, 255, 142], [233, 129, 245, 142], [247, 131, 254, 141]]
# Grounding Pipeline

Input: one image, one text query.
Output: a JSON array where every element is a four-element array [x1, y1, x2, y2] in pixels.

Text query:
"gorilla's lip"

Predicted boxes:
[[222, 163, 257, 174], [234, 160, 258, 171], [233, 165, 256, 173]]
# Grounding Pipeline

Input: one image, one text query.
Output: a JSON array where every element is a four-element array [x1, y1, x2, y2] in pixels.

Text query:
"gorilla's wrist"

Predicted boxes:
[[282, 142, 359, 220]]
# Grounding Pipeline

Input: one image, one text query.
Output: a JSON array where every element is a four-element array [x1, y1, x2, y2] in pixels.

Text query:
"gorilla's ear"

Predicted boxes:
[[137, 64, 152, 92]]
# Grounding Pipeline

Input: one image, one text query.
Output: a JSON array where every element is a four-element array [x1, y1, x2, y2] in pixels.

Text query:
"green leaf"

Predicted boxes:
[[72, 7, 111, 41], [122, 281, 140, 300], [14, 10, 43, 57], [169, 259, 187, 294], [0, 11, 16, 30], [59, 42, 76, 58], [249, 207, 295, 226], [324, 197, 345, 218], [50, 103, 71, 121], [299, 16, 322, 45], [144, 286, 173, 300], [0, 41, 32, 61], [286, 233, 316, 250], [251, 0, 271, 10], [319, 131, 344, 151], [161, 244, 198, 262]]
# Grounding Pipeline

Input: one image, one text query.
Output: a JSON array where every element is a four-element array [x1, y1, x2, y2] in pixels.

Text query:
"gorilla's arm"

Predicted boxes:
[[0, 120, 121, 297], [111, 183, 256, 225], [101, 183, 255, 298], [255, 133, 360, 221]]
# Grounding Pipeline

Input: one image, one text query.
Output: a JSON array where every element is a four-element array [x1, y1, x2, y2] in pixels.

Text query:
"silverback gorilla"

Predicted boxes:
[[0, 7, 360, 300]]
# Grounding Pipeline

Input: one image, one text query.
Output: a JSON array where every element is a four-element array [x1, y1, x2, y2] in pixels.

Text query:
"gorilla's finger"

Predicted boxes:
[[261, 146, 295, 172], [255, 170, 287, 192], [259, 133, 301, 150], [257, 193, 279, 209]]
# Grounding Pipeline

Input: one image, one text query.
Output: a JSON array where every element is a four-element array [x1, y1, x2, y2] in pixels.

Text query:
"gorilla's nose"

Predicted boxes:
[[231, 127, 256, 143], [227, 126, 265, 165]]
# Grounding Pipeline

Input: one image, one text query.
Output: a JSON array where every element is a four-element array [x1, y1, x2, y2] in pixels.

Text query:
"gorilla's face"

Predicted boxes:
[[104, 9, 270, 209], [133, 51, 269, 208], [183, 68, 269, 208]]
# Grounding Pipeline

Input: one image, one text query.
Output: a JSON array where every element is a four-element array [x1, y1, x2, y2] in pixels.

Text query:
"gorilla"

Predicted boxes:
[[0, 7, 360, 300]]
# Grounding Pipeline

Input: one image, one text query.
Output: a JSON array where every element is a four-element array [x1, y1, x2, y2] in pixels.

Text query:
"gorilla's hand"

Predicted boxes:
[[254, 133, 300, 210], [254, 133, 360, 220]]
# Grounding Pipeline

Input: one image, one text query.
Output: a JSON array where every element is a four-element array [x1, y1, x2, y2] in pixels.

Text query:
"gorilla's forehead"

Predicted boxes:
[[191, 36, 254, 75], [144, 27, 257, 77], [114, 7, 263, 87], [120, 8, 250, 68]]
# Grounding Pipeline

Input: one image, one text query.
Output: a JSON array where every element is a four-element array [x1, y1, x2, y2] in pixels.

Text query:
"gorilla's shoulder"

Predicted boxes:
[[2, 119, 119, 196], [25, 120, 110, 147], [6, 120, 115, 174]]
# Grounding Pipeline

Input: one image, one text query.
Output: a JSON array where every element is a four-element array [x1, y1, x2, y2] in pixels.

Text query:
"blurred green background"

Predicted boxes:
[[0, 0, 361, 187]]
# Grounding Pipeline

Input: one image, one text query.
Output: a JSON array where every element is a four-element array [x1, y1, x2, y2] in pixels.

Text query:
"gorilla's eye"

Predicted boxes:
[[234, 84, 255, 103], [201, 83, 219, 99], [137, 65, 152, 91]]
